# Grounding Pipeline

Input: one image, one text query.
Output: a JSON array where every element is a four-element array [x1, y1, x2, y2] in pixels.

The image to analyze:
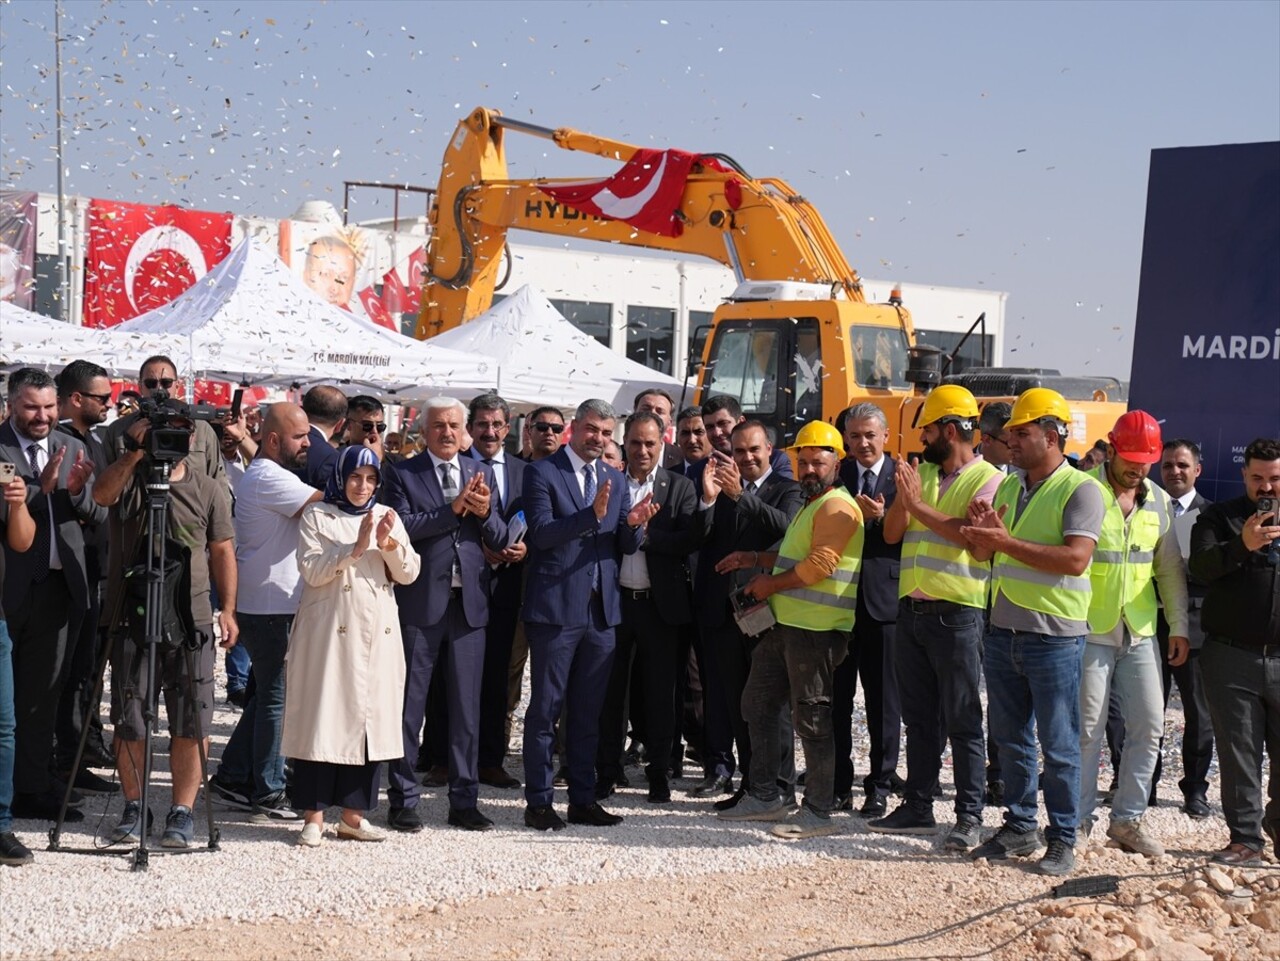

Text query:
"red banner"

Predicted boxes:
[[84, 199, 232, 327]]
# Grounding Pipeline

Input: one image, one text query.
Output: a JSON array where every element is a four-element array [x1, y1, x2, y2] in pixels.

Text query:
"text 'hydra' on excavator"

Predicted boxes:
[[415, 106, 1126, 455]]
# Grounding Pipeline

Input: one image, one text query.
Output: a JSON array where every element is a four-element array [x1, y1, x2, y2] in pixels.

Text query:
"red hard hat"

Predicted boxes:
[[1108, 410, 1162, 464]]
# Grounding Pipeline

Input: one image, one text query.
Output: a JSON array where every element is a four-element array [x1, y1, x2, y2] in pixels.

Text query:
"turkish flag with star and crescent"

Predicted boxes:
[[83, 199, 233, 327], [537, 148, 723, 238]]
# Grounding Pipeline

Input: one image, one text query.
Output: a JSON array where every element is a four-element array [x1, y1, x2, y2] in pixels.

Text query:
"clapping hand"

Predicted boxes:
[[592, 477, 613, 521], [353, 510, 375, 558], [711, 452, 742, 500], [376, 509, 397, 550], [627, 492, 660, 528], [959, 499, 1009, 551], [894, 455, 921, 509]]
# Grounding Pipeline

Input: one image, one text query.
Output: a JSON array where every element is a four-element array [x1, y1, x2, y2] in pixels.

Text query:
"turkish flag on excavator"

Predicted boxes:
[[537, 148, 723, 238]]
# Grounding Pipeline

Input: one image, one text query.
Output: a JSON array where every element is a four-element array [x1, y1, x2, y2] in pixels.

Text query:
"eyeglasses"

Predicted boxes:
[[532, 423, 564, 434], [78, 391, 112, 405], [983, 433, 1009, 448], [361, 421, 388, 434], [142, 377, 175, 389]]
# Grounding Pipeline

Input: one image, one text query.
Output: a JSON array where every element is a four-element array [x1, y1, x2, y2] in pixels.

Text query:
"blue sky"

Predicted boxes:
[[3, 0, 1277, 376]]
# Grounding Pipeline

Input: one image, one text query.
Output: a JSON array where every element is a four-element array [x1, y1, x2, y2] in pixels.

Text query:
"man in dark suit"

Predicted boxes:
[[382, 396, 507, 833], [698, 395, 794, 482], [297, 385, 346, 490], [596, 412, 700, 803], [693, 420, 804, 807], [836, 403, 903, 817], [1, 368, 103, 821], [633, 389, 685, 472], [521, 399, 653, 830], [466, 393, 527, 789]]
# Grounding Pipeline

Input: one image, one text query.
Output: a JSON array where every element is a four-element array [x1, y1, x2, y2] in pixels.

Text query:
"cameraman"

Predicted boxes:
[[93, 389, 239, 849]]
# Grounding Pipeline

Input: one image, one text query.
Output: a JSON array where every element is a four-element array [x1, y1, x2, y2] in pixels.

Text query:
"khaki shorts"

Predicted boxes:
[[110, 626, 216, 741]]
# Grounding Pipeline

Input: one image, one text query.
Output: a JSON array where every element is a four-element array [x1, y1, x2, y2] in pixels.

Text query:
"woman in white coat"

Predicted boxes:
[[282, 446, 421, 846]]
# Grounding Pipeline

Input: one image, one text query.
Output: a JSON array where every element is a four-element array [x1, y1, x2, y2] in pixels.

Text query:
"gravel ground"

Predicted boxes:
[[2, 667, 1275, 961]]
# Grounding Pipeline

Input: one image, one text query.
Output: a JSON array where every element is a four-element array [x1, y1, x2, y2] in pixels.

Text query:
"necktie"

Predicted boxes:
[[26, 445, 50, 583], [1173, 500, 1185, 518], [438, 463, 461, 584], [860, 469, 875, 498], [582, 465, 599, 591], [483, 457, 502, 513], [744, 480, 757, 495]]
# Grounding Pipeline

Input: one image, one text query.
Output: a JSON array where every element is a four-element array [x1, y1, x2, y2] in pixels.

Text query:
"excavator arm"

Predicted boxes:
[[416, 107, 875, 338]]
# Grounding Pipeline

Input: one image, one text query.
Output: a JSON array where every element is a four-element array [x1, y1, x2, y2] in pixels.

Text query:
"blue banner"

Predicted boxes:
[[1129, 142, 1280, 502]]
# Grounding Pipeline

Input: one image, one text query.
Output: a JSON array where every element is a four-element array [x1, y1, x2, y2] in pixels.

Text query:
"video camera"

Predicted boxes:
[[138, 388, 243, 463]]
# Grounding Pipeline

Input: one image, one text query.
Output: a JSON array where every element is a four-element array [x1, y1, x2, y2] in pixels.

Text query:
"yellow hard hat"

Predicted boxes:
[[919, 385, 980, 427], [789, 420, 846, 456], [1005, 388, 1072, 429]]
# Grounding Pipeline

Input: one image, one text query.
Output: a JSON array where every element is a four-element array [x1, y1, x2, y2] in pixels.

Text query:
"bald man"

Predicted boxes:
[[210, 403, 322, 822]]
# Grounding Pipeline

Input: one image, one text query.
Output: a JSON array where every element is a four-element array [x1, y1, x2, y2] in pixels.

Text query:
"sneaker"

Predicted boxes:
[[208, 774, 254, 812], [867, 804, 938, 835], [717, 794, 788, 822], [160, 805, 195, 849], [250, 791, 301, 823], [336, 817, 386, 842], [771, 805, 841, 839], [109, 800, 153, 844], [1036, 837, 1076, 876], [944, 816, 984, 853], [0, 831, 34, 866], [970, 824, 1043, 861], [1106, 818, 1164, 857], [296, 822, 324, 847]]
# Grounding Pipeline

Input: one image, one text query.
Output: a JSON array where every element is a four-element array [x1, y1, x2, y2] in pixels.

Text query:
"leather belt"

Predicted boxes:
[[449, 587, 463, 599], [622, 589, 652, 600], [1207, 635, 1280, 658], [902, 598, 969, 615]]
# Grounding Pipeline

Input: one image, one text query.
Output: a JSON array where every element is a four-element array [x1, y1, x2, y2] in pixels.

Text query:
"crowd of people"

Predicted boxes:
[[0, 355, 1277, 881]]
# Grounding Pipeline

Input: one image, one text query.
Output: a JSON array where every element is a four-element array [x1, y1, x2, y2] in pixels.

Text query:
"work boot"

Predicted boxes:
[[1106, 818, 1164, 857]]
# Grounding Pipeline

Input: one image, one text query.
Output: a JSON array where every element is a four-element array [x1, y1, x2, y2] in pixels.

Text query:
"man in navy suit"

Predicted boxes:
[[383, 397, 507, 832], [835, 403, 904, 817], [1, 368, 103, 821], [521, 399, 655, 830]]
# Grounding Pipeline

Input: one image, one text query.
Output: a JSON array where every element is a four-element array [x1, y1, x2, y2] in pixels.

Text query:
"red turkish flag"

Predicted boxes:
[[84, 199, 232, 327], [537, 149, 722, 238], [358, 286, 398, 331]]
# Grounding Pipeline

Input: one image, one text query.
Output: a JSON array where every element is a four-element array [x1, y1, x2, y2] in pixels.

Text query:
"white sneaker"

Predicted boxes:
[[336, 817, 386, 842], [297, 822, 323, 847]]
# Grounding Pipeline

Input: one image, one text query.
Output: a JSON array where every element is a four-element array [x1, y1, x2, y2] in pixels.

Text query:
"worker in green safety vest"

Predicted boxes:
[[716, 420, 863, 841]]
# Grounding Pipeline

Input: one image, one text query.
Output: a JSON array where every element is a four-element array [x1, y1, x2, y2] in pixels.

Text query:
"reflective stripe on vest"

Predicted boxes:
[[898, 460, 998, 608], [1086, 467, 1170, 637], [768, 486, 864, 632], [991, 465, 1102, 622]]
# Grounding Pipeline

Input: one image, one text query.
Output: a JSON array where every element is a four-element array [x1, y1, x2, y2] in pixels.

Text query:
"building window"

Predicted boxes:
[[626, 305, 676, 375], [916, 328, 994, 375], [550, 298, 611, 347]]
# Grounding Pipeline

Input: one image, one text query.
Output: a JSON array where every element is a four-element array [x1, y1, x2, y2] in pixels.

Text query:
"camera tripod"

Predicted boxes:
[[48, 460, 221, 871]]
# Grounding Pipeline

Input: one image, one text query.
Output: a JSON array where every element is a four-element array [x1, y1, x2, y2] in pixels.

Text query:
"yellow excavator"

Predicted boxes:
[[415, 106, 1126, 455]]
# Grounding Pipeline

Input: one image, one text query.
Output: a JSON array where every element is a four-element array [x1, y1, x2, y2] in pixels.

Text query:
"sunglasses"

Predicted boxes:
[[143, 377, 175, 389], [78, 391, 112, 405], [361, 421, 388, 434], [532, 422, 564, 435]]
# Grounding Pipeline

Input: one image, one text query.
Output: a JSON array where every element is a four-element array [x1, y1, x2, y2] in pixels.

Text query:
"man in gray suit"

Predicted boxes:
[[1, 368, 103, 821]]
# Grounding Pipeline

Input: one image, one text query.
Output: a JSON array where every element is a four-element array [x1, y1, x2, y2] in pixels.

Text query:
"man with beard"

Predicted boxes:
[[1075, 411, 1187, 858], [873, 386, 1002, 852], [698, 396, 793, 483], [718, 421, 863, 840], [209, 403, 321, 822]]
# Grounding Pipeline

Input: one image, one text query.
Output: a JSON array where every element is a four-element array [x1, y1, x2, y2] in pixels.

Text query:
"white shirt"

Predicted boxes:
[[19, 431, 61, 571], [234, 458, 317, 614], [474, 448, 506, 507], [1171, 489, 1199, 515], [563, 444, 598, 499], [620, 467, 657, 589]]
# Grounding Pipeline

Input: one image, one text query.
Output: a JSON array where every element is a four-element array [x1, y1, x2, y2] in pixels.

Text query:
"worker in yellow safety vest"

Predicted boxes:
[[961, 387, 1107, 879], [1077, 409, 1189, 857], [715, 421, 863, 841], [871, 385, 1003, 852]]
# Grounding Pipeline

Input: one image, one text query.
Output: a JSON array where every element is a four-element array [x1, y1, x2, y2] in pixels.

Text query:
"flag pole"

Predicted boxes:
[[54, 0, 71, 322]]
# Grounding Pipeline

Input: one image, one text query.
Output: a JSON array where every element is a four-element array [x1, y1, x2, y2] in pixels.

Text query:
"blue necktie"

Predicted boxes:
[[861, 469, 875, 498], [26, 445, 50, 583], [582, 465, 599, 591]]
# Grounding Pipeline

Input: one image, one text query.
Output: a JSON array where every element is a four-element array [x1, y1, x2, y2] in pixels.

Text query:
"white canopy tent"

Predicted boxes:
[[428, 284, 689, 412], [112, 240, 496, 400], [1, 300, 170, 376]]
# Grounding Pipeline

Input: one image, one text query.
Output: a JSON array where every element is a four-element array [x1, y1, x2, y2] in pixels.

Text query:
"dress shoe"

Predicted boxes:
[[888, 772, 907, 796], [386, 806, 424, 833], [647, 778, 672, 804], [421, 765, 449, 788], [567, 802, 624, 827], [11, 790, 83, 823], [688, 774, 733, 798], [524, 805, 566, 831], [667, 763, 684, 780], [478, 766, 521, 789], [0, 831, 34, 866], [834, 793, 853, 812], [594, 779, 616, 801], [714, 787, 747, 811], [336, 818, 386, 842], [1211, 842, 1262, 866], [858, 794, 887, 819], [448, 806, 495, 831], [1182, 795, 1211, 820], [623, 741, 646, 766], [553, 766, 570, 787], [615, 771, 631, 789], [81, 738, 116, 770], [67, 768, 119, 797]]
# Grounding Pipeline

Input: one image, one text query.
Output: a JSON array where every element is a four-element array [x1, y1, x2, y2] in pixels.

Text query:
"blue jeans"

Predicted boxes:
[[1079, 635, 1164, 825], [985, 628, 1084, 844], [0, 621, 15, 834], [225, 643, 251, 694], [218, 613, 291, 802]]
